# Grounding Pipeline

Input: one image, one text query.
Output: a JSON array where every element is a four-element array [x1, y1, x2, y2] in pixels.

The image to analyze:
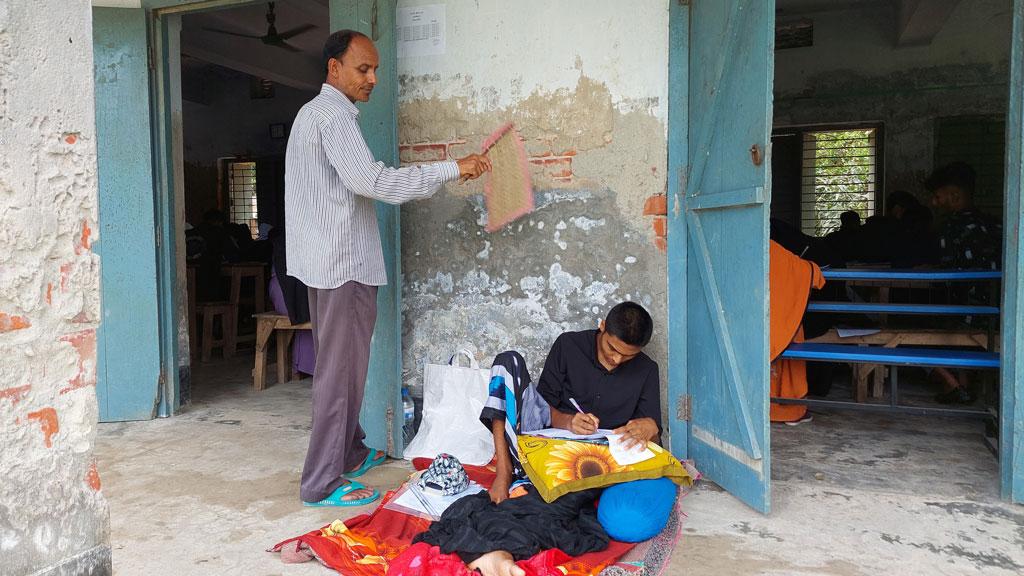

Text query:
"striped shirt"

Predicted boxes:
[[285, 83, 459, 289]]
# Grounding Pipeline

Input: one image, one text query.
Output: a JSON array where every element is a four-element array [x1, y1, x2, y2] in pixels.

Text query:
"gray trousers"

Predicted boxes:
[[300, 282, 377, 502]]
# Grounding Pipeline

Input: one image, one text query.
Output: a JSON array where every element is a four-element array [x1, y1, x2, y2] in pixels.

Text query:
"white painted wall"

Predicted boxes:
[[397, 0, 670, 126], [0, 0, 110, 573], [394, 1, 673, 424], [776, 0, 1011, 94]]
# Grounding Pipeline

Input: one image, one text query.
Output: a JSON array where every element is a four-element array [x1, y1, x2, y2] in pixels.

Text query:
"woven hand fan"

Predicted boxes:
[[481, 122, 534, 232]]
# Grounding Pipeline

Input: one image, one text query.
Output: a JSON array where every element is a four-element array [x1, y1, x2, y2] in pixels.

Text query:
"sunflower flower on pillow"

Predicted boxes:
[[517, 436, 692, 503]]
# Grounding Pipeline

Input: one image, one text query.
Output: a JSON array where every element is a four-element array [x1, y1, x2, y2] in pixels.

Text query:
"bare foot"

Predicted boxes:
[[467, 551, 525, 576]]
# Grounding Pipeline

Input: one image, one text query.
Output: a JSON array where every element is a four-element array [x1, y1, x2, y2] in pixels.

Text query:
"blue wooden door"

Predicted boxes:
[[684, 0, 775, 513], [330, 0, 403, 456], [1001, 0, 1024, 503], [92, 7, 163, 421]]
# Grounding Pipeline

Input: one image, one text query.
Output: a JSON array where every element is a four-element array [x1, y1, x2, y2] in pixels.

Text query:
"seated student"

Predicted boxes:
[[823, 210, 862, 263], [481, 301, 662, 504], [929, 162, 1001, 272], [466, 302, 668, 576], [927, 162, 1002, 404]]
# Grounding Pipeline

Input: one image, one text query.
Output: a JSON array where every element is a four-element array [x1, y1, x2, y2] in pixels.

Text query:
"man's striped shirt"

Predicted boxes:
[[285, 83, 459, 289]]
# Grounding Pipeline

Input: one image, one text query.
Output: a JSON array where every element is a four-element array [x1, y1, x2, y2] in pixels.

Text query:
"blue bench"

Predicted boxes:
[[781, 343, 1000, 369], [806, 302, 999, 315], [821, 269, 1002, 281]]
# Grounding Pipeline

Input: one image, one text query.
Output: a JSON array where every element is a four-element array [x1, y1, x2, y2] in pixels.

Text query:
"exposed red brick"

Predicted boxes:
[[655, 237, 668, 252], [27, 408, 59, 448], [643, 195, 668, 216], [46, 283, 53, 305], [86, 462, 102, 491], [0, 384, 31, 405], [529, 156, 573, 181], [64, 133, 77, 145], [399, 142, 448, 164], [652, 216, 667, 238], [76, 220, 92, 254], [59, 329, 97, 394], [0, 312, 31, 333]]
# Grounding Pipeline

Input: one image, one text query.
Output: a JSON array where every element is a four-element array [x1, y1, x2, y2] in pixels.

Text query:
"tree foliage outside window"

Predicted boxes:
[[801, 128, 878, 236]]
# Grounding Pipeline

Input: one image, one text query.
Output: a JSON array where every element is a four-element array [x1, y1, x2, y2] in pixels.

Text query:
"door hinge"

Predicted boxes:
[[676, 394, 692, 421], [147, 42, 155, 70]]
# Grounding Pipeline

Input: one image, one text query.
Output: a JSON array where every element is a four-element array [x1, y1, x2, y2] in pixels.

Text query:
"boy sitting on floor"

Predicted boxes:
[[461, 303, 671, 576], [481, 301, 663, 503]]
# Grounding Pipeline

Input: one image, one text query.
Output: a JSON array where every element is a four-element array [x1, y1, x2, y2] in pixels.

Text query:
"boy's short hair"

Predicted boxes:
[[925, 162, 976, 195], [605, 302, 654, 347]]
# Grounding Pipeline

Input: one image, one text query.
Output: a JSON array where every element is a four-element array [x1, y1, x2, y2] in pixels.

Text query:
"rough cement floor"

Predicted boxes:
[[95, 354, 1024, 575]]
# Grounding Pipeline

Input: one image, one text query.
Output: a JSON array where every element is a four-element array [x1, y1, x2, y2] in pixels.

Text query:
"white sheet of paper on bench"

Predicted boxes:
[[528, 427, 616, 441], [836, 327, 882, 338], [393, 481, 485, 519], [606, 434, 656, 466]]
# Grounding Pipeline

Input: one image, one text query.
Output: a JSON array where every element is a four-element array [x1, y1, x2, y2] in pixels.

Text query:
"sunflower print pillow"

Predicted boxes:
[[517, 435, 693, 503]]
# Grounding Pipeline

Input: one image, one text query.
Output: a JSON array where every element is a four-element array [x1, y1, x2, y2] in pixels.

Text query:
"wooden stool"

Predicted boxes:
[[197, 302, 237, 362], [253, 312, 312, 391]]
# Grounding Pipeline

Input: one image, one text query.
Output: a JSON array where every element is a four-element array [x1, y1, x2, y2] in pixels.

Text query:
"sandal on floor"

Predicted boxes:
[[302, 481, 379, 507], [345, 448, 386, 478]]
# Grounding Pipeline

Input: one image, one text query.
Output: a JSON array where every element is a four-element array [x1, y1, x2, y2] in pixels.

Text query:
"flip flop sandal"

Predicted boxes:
[[345, 448, 386, 478], [302, 480, 380, 507]]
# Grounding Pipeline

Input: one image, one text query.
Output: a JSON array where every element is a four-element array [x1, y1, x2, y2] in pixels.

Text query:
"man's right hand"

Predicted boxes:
[[570, 412, 600, 435], [456, 153, 492, 181]]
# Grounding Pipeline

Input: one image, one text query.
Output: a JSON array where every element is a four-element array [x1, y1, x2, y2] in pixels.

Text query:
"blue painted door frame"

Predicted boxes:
[[1001, 0, 1024, 504], [330, 0, 404, 457], [92, 7, 163, 421], [668, 0, 775, 513]]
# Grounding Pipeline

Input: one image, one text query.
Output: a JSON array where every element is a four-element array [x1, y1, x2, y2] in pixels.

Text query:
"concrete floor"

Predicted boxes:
[[95, 354, 1024, 575]]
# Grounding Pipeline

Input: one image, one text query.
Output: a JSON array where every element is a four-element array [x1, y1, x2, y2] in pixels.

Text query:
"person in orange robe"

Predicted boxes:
[[769, 240, 826, 422]]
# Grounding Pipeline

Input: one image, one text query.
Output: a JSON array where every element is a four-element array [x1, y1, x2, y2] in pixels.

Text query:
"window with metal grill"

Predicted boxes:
[[799, 127, 880, 236], [227, 161, 258, 238]]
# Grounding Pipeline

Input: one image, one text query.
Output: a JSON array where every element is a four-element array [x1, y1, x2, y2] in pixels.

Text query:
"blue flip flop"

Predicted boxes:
[[345, 448, 386, 479], [302, 480, 380, 507]]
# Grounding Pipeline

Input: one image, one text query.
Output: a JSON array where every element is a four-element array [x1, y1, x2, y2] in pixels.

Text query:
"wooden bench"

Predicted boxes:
[[805, 328, 994, 401], [777, 268, 1002, 416], [253, 312, 311, 391], [781, 343, 1000, 369], [806, 302, 999, 316]]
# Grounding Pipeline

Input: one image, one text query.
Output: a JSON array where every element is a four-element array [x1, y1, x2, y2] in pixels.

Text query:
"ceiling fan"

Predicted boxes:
[[204, 2, 315, 53]]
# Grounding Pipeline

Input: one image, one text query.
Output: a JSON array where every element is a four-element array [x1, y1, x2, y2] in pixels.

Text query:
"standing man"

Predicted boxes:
[[287, 30, 490, 507]]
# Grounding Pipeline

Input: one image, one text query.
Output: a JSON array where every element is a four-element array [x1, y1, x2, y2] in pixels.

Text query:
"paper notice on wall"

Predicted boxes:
[[397, 4, 445, 58]]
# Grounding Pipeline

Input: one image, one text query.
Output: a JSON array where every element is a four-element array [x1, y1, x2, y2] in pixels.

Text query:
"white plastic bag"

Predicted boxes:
[[403, 350, 495, 465]]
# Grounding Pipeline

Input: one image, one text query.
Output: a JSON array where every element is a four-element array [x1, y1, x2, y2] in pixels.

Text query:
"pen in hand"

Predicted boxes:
[[568, 397, 598, 433]]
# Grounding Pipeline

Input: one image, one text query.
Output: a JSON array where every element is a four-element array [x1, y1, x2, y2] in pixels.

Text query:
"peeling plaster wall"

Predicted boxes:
[[0, 1, 111, 574], [396, 1, 671, 420], [774, 0, 1011, 204]]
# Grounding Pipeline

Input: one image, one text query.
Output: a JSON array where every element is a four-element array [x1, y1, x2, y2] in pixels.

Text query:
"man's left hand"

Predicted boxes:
[[613, 418, 659, 450]]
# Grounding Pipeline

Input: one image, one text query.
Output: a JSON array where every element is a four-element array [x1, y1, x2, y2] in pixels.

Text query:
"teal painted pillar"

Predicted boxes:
[[330, 0, 403, 456], [92, 7, 162, 421], [666, 0, 690, 460], [1001, 0, 1024, 504]]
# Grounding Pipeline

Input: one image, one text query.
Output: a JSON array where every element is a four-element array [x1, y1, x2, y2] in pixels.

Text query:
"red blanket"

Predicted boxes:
[[269, 460, 634, 575]]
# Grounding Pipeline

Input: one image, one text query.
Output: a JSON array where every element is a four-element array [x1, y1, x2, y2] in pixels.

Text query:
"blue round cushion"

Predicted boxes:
[[597, 478, 676, 543]]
